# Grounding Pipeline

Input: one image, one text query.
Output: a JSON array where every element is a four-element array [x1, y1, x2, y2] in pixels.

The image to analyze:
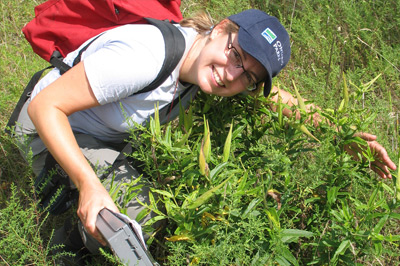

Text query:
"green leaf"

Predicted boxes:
[[145, 215, 167, 227], [332, 240, 350, 264], [203, 116, 211, 162], [153, 102, 161, 138], [327, 186, 339, 206], [281, 246, 299, 266], [289, 122, 320, 142], [275, 255, 291, 266], [209, 161, 228, 180], [367, 184, 380, 210], [281, 229, 314, 238], [150, 188, 174, 198], [374, 241, 383, 256], [223, 122, 233, 162], [338, 73, 349, 113], [292, 79, 306, 112], [187, 175, 233, 210], [390, 213, 400, 220], [265, 207, 280, 229], [184, 103, 193, 132], [199, 141, 208, 177], [397, 156, 400, 200], [277, 86, 284, 128], [176, 128, 192, 147], [181, 190, 199, 209], [373, 214, 389, 234], [242, 198, 262, 218], [135, 205, 150, 222]]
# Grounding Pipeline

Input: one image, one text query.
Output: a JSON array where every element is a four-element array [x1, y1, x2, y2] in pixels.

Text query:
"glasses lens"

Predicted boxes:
[[246, 83, 258, 92]]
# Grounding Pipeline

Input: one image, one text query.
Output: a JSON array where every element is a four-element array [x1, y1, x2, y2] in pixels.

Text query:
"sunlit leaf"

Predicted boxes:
[[199, 141, 209, 177], [338, 73, 349, 113], [150, 188, 174, 198], [187, 174, 233, 210], [397, 157, 400, 200], [223, 122, 233, 162], [265, 207, 280, 229], [289, 122, 320, 142], [277, 85, 284, 128], [292, 79, 306, 112], [165, 234, 193, 242], [203, 117, 211, 162], [153, 102, 161, 138], [281, 229, 314, 238]]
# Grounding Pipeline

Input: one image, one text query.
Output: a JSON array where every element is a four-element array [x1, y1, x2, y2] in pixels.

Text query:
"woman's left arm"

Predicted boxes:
[[268, 86, 397, 178]]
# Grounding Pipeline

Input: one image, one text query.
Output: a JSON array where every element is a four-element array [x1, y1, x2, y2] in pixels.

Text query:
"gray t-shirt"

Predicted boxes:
[[31, 24, 197, 143]]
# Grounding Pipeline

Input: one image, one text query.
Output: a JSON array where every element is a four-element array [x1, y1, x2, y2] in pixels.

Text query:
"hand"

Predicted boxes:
[[77, 180, 119, 245], [344, 132, 397, 179]]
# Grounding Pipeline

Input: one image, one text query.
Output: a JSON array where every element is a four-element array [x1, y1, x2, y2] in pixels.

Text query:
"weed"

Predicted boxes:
[[1, 0, 400, 265]]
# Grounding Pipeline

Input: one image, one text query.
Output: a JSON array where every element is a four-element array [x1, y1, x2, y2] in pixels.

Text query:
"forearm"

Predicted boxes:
[[269, 86, 319, 125], [28, 101, 100, 191]]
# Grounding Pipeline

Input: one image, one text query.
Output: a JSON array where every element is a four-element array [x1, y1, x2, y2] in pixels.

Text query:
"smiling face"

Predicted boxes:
[[193, 20, 267, 97]]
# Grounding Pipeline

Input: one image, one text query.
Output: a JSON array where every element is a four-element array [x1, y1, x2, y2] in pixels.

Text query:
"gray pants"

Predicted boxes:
[[14, 99, 156, 253]]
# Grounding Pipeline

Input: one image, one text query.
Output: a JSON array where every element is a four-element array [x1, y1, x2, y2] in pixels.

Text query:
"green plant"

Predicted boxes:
[[0, 183, 54, 265], [2, 0, 400, 265]]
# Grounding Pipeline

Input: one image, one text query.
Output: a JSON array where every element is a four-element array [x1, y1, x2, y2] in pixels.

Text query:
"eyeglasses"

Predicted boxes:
[[225, 32, 258, 92]]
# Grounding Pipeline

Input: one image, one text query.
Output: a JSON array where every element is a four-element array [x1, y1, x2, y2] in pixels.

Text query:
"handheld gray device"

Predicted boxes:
[[96, 208, 159, 266]]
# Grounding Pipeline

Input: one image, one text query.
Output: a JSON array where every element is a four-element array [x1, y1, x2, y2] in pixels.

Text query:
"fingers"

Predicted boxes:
[[367, 141, 395, 179], [77, 184, 120, 246], [344, 138, 397, 179], [78, 206, 107, 246], [354, 132, 377, 141], [368, 141, 397, 171], [370, 161, 391, 179]]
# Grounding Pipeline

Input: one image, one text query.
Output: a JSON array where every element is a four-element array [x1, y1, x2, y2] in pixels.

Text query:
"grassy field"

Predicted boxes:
[[1, 0, 400, 265]]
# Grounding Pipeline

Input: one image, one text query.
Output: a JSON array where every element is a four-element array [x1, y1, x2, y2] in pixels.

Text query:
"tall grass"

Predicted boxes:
[[1, 0, 399, 265]]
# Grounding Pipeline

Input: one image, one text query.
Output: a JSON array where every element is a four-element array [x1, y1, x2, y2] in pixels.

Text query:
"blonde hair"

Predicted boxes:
[[180, 11, 239, 36]]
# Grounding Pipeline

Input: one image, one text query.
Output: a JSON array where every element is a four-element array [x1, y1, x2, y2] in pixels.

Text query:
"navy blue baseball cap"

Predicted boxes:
[[228, 9, 291, 96]]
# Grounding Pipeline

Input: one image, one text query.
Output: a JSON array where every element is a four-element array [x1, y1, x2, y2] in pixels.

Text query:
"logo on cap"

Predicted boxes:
[[261, 28, 277, 44]]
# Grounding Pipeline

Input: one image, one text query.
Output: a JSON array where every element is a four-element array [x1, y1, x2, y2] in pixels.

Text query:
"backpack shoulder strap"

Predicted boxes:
[[141, 18, 186, 93]]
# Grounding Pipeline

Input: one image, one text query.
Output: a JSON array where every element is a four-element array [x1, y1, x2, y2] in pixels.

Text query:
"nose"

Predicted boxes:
[[226, 64, 243, 81]]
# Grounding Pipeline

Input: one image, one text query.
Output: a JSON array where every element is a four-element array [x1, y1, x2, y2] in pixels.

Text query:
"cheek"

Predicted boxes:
[[197, 67, 213, 95], [200, 39, 227, 66]]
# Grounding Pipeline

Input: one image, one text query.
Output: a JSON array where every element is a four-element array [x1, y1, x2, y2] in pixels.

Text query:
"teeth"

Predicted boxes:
[[213, 68, 224, 87]]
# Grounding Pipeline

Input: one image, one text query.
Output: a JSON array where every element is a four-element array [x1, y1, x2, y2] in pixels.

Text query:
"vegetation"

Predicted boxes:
[[1, 0, 399, 265]]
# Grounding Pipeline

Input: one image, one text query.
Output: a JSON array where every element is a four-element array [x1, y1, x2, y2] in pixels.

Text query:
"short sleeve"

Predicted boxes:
[[83, 25, 165, 105]]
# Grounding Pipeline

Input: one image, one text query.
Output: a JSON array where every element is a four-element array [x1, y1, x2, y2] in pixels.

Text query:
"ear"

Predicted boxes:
[[209, 19, 230, 40]]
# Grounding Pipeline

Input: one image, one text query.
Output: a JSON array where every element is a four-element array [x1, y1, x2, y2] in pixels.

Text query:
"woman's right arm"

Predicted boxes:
[[268, 85, 320, 126], [28, 62, 119, 244]]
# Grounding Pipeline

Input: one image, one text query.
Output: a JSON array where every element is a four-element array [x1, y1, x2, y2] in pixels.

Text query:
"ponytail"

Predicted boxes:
[[180, 11, 239, 35]]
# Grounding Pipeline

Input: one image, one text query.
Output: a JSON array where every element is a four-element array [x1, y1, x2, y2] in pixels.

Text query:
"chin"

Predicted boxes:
[[197, 78, 214, 95], [198, 86, 214, 95]]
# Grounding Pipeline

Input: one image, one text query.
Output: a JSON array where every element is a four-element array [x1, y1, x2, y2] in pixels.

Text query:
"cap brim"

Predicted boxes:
[[263, 73, 273, 97]]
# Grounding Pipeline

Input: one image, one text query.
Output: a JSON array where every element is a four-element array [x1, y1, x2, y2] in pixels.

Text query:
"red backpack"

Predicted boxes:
[[22, 0, 183, 61]]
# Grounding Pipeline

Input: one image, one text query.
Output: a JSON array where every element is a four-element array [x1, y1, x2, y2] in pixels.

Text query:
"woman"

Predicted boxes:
[[15, 8, 395, 257]]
